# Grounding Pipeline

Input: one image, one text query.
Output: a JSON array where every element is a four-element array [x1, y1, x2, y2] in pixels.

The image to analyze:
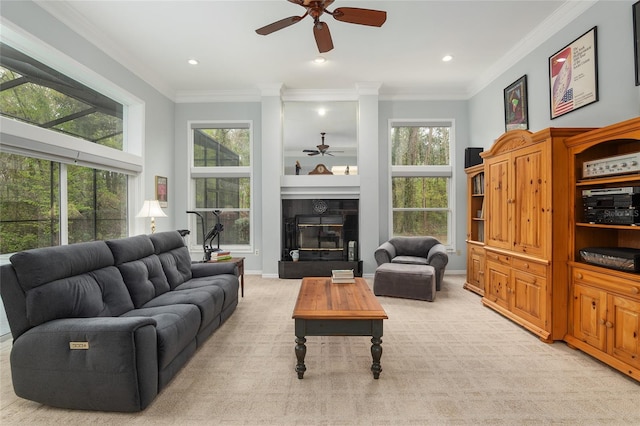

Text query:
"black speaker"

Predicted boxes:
[[465, 147, 483, 168]]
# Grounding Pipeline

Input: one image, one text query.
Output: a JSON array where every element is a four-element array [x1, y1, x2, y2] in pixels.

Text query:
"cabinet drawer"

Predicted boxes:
[[469, 245, 484, 255], [573, 267, 640, 300], [512, 258, 547, 277], [485, 251, 510, 266]]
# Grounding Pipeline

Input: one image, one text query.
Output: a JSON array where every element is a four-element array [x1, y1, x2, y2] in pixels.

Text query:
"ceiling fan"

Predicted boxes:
[[255, 0, 387, 53], [303, 133, 343, 156]]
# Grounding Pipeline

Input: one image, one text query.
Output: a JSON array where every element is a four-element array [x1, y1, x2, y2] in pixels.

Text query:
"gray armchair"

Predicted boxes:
[[374, 236, 449, 290]]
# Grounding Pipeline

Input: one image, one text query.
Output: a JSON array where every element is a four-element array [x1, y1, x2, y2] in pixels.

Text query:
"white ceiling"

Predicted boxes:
[[30, 0, 596, 156], [35, 0, 597, 102]]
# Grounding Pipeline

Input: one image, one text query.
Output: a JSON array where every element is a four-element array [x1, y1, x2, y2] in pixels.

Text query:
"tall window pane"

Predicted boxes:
[[390, 123, 453, 246], [0, 152, 60, 252], [67, 164, 128, 243], [190, 123, 252, 251]]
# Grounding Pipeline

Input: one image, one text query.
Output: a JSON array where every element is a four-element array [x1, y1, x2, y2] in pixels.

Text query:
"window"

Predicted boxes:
[[189, 123, 252, 252], [390, 121, 453, 246], [0, 42, 140, 255], [0, 43, 123, 149], [0, 152, 128, 253]]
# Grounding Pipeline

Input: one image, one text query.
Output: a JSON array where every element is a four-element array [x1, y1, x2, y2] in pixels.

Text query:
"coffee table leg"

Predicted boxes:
[[370, 336, 383, 379], [295, 336, 307, 379]]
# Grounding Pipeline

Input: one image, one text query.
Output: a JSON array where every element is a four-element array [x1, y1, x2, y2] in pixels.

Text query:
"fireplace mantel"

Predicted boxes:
[[280, 175, 360, 198]]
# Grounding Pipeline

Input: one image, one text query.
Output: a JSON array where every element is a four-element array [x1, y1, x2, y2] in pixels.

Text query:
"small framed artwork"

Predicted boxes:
[[549, 26, 598, 119], [504, 75, 528, 131], [155, 176, 168, 208], [633, 1, 640, 85]]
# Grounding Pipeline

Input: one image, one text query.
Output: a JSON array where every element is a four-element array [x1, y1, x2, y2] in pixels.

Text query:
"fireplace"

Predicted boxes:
[[279, 199, 361, 278]]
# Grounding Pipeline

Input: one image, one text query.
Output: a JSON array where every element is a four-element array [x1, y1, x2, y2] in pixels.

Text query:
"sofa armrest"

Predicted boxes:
[[374, 241, 397, 266], [191, 261, 238, 277], [10, 316, 159, 412], [426, 243, 449, 270]]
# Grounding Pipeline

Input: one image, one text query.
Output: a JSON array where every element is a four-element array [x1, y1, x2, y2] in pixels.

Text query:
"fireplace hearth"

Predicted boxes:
[[280, 199, 361, 279]]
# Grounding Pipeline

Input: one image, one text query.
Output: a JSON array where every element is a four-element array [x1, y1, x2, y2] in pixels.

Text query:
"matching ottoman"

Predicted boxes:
[[373, 263, 436, 302]]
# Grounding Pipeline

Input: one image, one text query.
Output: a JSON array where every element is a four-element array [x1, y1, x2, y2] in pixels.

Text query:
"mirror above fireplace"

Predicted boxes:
[[282, 101, 358, 175]]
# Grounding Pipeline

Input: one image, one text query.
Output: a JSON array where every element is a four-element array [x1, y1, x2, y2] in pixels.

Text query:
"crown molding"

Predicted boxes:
[[467, 0, 599, 97], [34, 0, 176, 102]]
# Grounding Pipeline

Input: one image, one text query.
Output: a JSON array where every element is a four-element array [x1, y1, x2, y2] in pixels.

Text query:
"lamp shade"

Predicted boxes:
[[136, 200, 167, 218]]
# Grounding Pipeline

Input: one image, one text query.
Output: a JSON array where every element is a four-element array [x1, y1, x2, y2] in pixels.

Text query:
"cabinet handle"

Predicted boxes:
[[631, 287, 639, 295], [523, 263, 529, 269], [576, 273, 583, 279], [605, 321, 613, 329], [598, 319, 605, 325]]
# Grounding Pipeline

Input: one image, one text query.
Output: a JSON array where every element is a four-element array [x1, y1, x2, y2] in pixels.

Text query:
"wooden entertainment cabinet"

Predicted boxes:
[[467, 118, 640, 382], [563, 117, 640, 381], [479, 127, 592, 342]]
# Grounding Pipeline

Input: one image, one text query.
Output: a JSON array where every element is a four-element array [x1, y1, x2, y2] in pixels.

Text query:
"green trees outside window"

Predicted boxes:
[[0, 153, 127, 254], [391, 125, 452, 244], [191, 126, 251, 249]]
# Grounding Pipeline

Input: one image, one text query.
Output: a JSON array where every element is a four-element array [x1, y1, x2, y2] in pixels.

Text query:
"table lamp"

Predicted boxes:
[[136, 199, 167, 233]]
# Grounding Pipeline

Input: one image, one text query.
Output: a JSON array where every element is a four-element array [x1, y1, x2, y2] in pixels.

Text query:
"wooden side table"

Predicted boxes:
[[209, 257, 245, 297]]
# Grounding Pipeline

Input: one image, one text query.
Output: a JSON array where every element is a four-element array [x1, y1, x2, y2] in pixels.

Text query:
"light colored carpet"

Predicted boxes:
[[1, 275, 639, 425]]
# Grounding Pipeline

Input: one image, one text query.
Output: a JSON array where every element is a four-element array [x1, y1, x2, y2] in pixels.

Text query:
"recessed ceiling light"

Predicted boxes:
[[442, 55, 453, 62], [317, 108, 326, 116], [188, 59, 199, 65], [313, 56, 326, 64]]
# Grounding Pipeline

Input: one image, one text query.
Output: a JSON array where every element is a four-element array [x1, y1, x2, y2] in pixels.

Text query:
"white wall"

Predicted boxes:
[[1, 1, 637, 338], [469, 0, 640, 149]]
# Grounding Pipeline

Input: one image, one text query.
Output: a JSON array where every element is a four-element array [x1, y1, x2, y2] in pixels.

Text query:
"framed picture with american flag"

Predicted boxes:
[[549, 26, 598, 119]]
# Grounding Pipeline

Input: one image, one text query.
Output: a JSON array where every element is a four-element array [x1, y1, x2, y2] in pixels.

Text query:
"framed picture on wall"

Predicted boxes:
[[503, 75, 528, 131], [634, 1, 640, 85], [549, 26, 599, 119], [155, 176, 168, 208]]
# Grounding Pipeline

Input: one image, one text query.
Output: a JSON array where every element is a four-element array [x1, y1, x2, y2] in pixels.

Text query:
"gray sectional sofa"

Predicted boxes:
[[0, 231, 239, 412]]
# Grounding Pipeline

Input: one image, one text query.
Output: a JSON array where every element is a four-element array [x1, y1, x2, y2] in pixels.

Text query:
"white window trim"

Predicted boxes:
[[187, 120, 254, 255], [387, 119, 456, 251]]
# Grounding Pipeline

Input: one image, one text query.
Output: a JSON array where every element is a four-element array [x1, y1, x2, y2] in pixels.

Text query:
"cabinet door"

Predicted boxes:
[[608, 294, 640, 370], [512, 144, 548, 257], [485, 155, 511, 250], [468, 247, 485, 292], [511, 270, 547, 329], [485, 259, 510, 310], [572, 283, 607, 351]]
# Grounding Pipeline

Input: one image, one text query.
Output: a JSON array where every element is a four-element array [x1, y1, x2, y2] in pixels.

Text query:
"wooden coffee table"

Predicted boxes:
[[292, 277, 388, 379]]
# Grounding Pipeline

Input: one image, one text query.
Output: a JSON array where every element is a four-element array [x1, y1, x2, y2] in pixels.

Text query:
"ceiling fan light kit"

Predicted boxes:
[[255, 0, 387, 53], [303, 132, 344, 156]]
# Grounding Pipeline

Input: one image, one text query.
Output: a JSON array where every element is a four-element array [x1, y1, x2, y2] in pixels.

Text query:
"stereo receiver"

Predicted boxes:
[[582, 187, 640, 225], [582, 152, 640, 178]]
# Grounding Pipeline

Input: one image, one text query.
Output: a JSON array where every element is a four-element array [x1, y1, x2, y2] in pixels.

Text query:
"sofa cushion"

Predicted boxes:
[[24, 266, 134, 326], [142, 288, 222, 332], [10, 241, 114, 290], [176, 275, 237, 310], [392, 255, 429, 266], [388, 236, 439, 258], [106, 234, 155, 265], [116, 255, 171, 308], [122, 304, 200, 370], [150, 232, 193, 289]]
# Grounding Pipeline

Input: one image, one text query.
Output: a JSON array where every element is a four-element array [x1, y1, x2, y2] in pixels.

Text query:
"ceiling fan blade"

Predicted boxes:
[[313, 21, 334, 53], [332, 7, 387, 27], [256, 16, 303, 35], [307, 152, 320, 156], [303, 149, 319, 153]]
